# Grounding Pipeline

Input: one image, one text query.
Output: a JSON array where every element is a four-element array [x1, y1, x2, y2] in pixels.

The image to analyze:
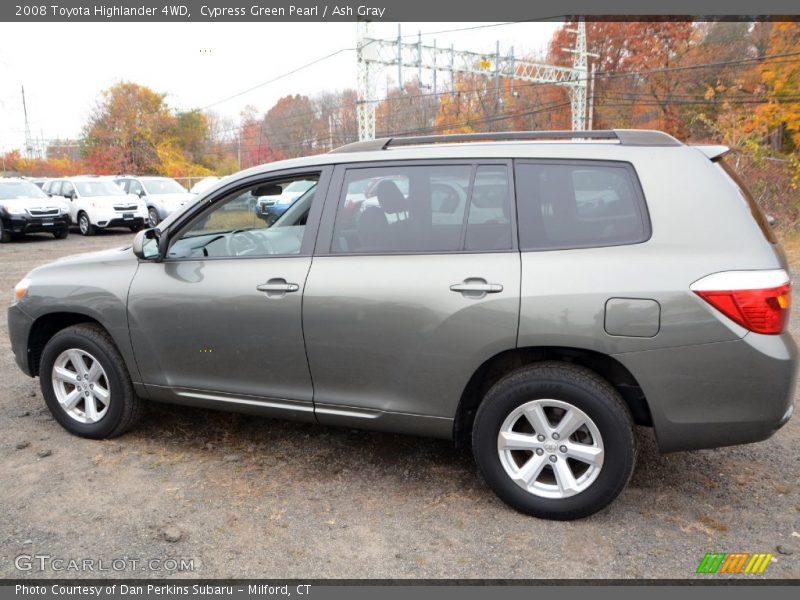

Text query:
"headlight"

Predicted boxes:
[[1, 204, 26, 215], [13, 277, 31, 302], [59, 206, 69, 214]]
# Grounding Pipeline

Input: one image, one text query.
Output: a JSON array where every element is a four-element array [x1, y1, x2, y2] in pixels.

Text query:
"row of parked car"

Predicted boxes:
[[0, 175, 212, 243]]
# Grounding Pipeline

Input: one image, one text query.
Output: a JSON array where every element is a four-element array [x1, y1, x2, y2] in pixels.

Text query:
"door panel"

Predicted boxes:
[[128, 257, 314, 408], [126, 168, 329, 417], [303, 253, 520, 421]]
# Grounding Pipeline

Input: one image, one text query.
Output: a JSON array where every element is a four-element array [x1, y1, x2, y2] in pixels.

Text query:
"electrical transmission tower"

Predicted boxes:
[[21, 85, 42, 159], [356, 20, 593, 141]]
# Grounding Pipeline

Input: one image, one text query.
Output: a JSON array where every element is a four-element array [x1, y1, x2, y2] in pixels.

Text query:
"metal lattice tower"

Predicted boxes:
[[21, 86, 38, 159], [356, 20, 592, 141]]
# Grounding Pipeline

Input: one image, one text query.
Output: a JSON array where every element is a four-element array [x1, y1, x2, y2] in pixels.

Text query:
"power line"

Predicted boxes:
[[200, 48, 355, 110]]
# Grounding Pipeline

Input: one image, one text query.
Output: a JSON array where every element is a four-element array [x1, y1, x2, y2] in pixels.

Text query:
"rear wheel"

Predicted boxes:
[[78, 212, 95, 236], [39, 324, 140, 438], [472, 362, 635, 520]]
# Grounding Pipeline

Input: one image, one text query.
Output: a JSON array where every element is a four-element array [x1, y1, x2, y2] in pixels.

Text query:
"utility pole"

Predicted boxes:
[[21, 85, 38, 159], [356, 20, 377, 142], [561, 18, 598, 130]]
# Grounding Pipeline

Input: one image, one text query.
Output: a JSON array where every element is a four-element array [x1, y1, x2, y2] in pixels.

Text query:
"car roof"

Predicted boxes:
[[232, 129, 697, 179]]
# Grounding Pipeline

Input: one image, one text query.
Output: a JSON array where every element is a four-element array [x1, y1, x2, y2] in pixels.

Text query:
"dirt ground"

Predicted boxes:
[[0, 229, 798, 580]]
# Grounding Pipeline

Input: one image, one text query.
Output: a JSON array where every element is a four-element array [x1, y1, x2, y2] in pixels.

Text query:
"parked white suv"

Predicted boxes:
[[114, 176, 195, 227], [44, 178, 147, 236]]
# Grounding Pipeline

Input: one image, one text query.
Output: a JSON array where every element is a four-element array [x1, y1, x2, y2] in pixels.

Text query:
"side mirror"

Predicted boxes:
[[132, 228, 162, 260], [65, 191, 75, 200]]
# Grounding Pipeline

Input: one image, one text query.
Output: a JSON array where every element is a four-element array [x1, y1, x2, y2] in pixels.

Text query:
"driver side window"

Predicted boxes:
[[167, 174, 320, 260]]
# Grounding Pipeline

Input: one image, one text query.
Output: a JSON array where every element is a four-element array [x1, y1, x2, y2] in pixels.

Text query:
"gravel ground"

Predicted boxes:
[[0, 229, 798, 580]]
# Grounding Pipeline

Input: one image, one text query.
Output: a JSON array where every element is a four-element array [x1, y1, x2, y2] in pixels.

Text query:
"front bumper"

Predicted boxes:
[[615, 331, 797, 453], [96, 216, 145, 230], [7, 303, 35, 376], [256, 204, 289, 223], [2, 213, 69, 235]]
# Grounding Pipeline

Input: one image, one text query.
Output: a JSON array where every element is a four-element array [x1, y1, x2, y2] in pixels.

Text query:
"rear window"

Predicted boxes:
[[515, 161, 649, 251], [717, 158, 777, 244]]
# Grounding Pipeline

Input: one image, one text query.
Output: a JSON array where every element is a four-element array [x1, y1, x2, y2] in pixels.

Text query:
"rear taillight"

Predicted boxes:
[[691, 270, 791, 335]]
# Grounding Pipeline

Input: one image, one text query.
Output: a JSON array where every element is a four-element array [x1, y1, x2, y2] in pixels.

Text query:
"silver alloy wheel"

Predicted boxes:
[[497, 399, 604, 499], [51, 349, 111, 424], [79, 214, 89, 235], [147, 208, 159, 228]]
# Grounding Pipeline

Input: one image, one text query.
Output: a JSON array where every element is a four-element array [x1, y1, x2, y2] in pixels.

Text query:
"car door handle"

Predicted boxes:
[[450, 278, 503, 297], [256, 279, 299, 297]]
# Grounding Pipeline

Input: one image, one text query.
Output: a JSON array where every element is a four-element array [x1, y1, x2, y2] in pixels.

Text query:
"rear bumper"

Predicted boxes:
[[614, 332, 797, 453], [7, 303, 35, 377], [1, 214, 69, 234]]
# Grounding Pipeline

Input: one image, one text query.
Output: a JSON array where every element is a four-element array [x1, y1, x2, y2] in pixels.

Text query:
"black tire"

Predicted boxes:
[[78, 212, 95, 236], [53, 228, 69, 239], [129, 223, 143, 232], [39, 323, 141, 439], [472, 362, 635, 520], [147, 207, 160, 228], [0, 228, 10, 243]]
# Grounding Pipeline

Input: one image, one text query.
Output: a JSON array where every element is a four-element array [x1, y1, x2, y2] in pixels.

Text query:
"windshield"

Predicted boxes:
[[141, 178, 186, 195], [0, 180, 49, 200], [284, 180, 316, 194], [75, 181, 126, 197]]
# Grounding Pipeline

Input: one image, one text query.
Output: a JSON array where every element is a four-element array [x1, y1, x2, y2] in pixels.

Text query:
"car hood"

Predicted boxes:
[[0, 196, 69, 209], [38, 246, 135, 271], [82, 194, 138, 204], [150, 192, 194, 204]]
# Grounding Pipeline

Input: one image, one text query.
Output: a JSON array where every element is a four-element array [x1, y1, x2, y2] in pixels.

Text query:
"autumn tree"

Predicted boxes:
[[81, 82, 176, 174], [262, 95, 320, 159], [239, 105, 283, 169], [314, 89, 359, 149], [376, 79, 439, 137], [752, 22, 800, 151]]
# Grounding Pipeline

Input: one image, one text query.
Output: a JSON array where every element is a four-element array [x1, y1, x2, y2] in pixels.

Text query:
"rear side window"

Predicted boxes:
[[515, 161, 649, 251], [717, 158, 777, 244], [331, 164, 513, 254]]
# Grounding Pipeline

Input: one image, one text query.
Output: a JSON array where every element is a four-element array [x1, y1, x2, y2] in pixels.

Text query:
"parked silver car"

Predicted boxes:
[[8, 130, 796, 519], [113, 176, 195, 227]]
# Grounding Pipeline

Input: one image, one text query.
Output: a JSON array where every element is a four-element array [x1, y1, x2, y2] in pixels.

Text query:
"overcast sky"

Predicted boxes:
[[0, 21, 562, 153]]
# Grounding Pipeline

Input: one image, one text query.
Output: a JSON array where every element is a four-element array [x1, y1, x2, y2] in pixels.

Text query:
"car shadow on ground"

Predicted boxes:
[[130, 400, 740, 511]]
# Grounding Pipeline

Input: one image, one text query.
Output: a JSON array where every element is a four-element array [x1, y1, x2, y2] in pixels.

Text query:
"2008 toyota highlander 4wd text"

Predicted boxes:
[[7, 130, 797, 519]]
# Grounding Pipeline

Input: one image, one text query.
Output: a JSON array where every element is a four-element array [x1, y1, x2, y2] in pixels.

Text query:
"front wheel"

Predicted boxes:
[[472, 362, 635, 520], [78, 212, 95, 236], [39, 324, 141, 438], [147, 207, 160, 228], [53, 228, 69, 239]]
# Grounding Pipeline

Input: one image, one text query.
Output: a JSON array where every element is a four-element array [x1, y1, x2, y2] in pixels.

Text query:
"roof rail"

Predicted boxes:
[[329, 129, 681, 154]]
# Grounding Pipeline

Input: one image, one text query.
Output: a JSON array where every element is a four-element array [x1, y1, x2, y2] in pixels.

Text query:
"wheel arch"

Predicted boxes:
[[453, 346, 652, 447], [28, 312, 113, 377]]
